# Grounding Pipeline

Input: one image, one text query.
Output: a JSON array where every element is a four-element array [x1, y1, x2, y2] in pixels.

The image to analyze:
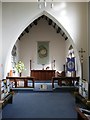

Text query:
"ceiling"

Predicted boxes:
[[18, 15, 68, 41], [1, 0, 89, 2]]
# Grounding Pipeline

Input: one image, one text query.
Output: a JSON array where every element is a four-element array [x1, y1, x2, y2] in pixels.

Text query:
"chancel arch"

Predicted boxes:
[[4, 11, 81, 79]]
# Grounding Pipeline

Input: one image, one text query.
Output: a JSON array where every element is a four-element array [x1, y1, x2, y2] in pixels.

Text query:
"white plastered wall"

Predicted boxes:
[[0, 2, 2, 79], [2, 2, 88, 80], [19, 18, 66, 76], [88, 2, 90, 83]]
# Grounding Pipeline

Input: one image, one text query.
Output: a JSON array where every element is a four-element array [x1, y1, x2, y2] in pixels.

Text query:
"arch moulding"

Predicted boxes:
[[4, 10, 81, 78]]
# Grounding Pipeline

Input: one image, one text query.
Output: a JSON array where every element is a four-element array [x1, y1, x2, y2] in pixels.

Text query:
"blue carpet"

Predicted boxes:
[[2, 92, 77, 119]]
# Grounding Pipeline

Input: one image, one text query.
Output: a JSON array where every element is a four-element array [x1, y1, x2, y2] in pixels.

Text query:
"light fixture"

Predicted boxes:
[[38, 0, 54, 9], [51, 3, 54, 8], [51, 0, 54, 8], [38, 0, 41, 9], [44, 0, 47, 7]]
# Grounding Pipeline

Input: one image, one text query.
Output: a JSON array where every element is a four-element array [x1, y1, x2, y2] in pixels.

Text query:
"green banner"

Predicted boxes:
[[37, 41, 49, 65]]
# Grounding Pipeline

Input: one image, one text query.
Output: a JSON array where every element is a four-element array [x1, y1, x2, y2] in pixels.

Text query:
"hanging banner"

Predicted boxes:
[[37, 41, 49, 64], [67, 57, 75, 72]]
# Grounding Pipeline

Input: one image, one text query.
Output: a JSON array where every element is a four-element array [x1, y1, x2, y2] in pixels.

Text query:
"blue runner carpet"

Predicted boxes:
[[2, 91, 77, 119]]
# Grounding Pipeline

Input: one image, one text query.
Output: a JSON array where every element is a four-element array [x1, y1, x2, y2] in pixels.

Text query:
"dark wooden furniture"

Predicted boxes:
[[0, 79, 13, 108], [52, 77, 79, 88], [57, 71, 65, 77], [76, 107, 90, 120], [6, 77, 35, 88], [2, 94, 13, 109], [75, 93, 90, 110], [31, 70, 55, 81]]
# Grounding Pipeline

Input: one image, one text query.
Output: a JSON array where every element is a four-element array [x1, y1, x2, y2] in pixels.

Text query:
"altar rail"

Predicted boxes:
[[52, 77, 79, 88], [6, 77, 35, 88]]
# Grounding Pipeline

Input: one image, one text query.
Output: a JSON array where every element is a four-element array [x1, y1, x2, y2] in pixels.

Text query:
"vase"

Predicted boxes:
[[19, 72, 22, 77]]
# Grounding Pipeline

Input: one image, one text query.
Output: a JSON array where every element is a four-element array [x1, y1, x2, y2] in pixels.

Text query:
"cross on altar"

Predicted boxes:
[[79, 48, 85, 79]]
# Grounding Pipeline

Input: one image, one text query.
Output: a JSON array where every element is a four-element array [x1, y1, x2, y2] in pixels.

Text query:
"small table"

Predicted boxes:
[[52, 77, 79, 88], [6, 76, 35, 88]]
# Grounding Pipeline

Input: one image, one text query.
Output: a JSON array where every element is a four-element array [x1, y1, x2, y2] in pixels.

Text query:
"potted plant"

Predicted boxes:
[[15, 60, 25, 77]]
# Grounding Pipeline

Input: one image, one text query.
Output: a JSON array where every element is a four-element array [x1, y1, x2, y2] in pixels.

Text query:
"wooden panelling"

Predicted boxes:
[[31, 70, 55, 81]]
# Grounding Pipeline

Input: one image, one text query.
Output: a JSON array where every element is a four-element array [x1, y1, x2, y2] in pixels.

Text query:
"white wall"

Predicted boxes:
[[50, 2, 88, 79], [0, 2, 2, 79], [88, 2, 90, 56], [19, 18, 65, 76], [88, 2, 90, 83], [2, 2, 88, 79]]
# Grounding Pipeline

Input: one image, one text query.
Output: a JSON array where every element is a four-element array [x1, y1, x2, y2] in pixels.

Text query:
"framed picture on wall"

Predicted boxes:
[[37, 41, 49, 65]]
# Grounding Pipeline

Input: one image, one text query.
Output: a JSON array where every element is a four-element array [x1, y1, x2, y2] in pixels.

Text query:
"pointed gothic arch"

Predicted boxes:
[[4, 11, 81, 78]]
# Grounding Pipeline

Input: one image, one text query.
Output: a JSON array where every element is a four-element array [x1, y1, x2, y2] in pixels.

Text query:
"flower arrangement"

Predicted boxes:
[[15, 60, 25, 73]]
